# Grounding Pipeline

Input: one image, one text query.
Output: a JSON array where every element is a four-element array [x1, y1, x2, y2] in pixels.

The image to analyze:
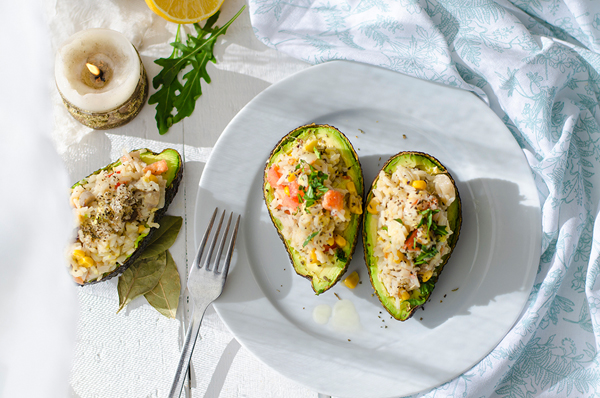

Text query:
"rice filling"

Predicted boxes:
[[370, 164, 455, 309], [67, 149, 168, 284], [266, 135, 362, 273]]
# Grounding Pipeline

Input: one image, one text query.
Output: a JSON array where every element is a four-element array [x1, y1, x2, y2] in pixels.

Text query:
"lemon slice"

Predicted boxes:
[[145, 0, 225, 23]]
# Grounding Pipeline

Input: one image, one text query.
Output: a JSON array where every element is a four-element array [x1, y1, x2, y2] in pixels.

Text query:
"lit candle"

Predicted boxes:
[[55, 29, 148, 129]]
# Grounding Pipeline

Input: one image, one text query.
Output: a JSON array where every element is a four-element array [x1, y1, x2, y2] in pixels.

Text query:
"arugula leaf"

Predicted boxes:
[[148, 7, 245, 135], [303, 231, 320, 247]]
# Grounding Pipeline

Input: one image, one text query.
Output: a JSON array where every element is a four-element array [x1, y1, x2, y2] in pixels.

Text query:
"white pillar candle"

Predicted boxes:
[[55, 28, 148, 129]]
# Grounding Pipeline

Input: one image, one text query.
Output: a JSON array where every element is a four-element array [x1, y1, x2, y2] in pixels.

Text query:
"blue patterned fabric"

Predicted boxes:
[[249, 0, 600, 396]]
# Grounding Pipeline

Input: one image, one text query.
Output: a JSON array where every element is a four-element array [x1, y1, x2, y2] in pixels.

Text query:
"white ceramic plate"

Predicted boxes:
[[194, 61, 541, 398]]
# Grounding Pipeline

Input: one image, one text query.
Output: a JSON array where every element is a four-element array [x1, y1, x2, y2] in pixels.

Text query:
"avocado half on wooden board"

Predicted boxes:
[[263, 124, 364, 294], [363, 151, 462, 320], [70, 148, 183, 284]]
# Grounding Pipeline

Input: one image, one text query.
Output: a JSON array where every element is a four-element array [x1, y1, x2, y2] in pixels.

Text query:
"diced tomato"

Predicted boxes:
[[115, 182, 124, 189], [322, 189, 344, 212], [276, 181, 304, 211], [404, 230, 419, 252], [323, 244, 337, 252], [267, 165, 282, 188], [143, 159, 169, 175]]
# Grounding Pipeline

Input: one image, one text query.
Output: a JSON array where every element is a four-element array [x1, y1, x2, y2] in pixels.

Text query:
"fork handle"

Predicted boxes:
[[168, 302, 210, 398]]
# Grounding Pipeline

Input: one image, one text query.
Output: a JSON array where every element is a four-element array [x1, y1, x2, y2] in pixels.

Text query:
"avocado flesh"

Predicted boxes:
[[363, 152, 461, 320], [73, 148, 183, 284], [264, 124, 364, 294]]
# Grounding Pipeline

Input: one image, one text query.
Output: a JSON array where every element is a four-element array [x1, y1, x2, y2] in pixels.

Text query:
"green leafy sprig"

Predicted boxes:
[[417, 208, 448, 236], [299, 164, 329, 208], [149, 6, 245, 135]]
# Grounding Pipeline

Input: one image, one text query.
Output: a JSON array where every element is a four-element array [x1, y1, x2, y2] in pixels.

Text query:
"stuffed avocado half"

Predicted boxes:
[[263, 124, 364, 294], [363, 152, 461, 320], [68, 148, 183, 285]]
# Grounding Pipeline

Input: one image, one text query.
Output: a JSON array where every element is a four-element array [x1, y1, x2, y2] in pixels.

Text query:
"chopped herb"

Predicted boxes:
[[417, 209, 438, 230], [394, 218, 404, 225], [414, 246, 438, 265], [303, 231, 320, 247], [314, 147, 321, 159], [382, 226, 388, 231], [335, 248, 347, 262], [433, 223, 448, 236]]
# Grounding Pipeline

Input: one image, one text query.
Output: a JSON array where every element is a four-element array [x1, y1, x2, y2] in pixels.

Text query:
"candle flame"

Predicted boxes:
[[86, 63, 101, 76]]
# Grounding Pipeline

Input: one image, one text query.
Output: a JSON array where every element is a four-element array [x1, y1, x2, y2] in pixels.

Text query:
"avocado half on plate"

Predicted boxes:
[[263, 124, 364, 294], [363, 151, 461, 320], [67, 148, 183, 285]]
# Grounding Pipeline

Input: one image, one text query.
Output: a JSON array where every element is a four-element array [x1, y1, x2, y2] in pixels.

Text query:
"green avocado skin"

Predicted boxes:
[[363, 151, 462, 320], [73, 148, 183, 285], [263, 124, 364, 294]]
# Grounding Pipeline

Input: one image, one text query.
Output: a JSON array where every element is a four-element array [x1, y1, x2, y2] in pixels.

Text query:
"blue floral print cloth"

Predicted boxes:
[[249, 0, 600, 397]]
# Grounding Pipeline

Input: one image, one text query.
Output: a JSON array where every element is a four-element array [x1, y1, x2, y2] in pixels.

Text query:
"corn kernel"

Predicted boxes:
[[73, 249, 85, 260], [411, 180, 427, 190], [395, 251, 406, 263], [327, 236, 335, 246], [346, 181, 356, 194], [79, 256, 95, 268], [138, 225, 146, 233], [400, 290, 411, 300], [367, 199, 379, 214], [349, 197, 363, 215], [284, 186, 290, 196], [351, 203, 363, 215], [335, 235, 347, 247], [287, 174, 296, 182], [344, 271, 360, 289], [422, 270, 433, 282], [310, 249, 318, 262], [304, 139, 318, 152]]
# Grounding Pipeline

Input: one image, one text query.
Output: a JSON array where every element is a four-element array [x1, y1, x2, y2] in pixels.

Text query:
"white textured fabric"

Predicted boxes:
[[0, 0, 77, 397]]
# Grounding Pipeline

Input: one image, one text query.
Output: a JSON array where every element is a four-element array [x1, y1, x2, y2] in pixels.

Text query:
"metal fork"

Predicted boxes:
[[168, 208, 241, 398]]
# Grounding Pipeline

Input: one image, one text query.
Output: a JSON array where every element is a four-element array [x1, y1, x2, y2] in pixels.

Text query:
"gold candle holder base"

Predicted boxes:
[[58, 55, 148, 130]]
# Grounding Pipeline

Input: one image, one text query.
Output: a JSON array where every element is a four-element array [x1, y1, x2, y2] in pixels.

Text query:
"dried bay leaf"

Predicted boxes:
[[144, 250, 181, 318], [117, 251, 168, 313], [139, 215, 183, 260]]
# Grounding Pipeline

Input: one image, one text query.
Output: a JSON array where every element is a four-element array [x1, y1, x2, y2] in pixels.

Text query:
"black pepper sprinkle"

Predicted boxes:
[[420, 317, 423, 321]]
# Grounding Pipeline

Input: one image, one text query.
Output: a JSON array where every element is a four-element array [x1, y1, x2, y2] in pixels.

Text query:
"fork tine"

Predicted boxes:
[[192, 207, 219, 269], [213, 212, 233, 274], [201, 210, 226, 271], [219, 215, 241, 277]]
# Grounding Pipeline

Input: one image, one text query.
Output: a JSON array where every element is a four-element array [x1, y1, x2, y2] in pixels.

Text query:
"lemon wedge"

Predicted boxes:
[[145, 0, 225, 23]]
